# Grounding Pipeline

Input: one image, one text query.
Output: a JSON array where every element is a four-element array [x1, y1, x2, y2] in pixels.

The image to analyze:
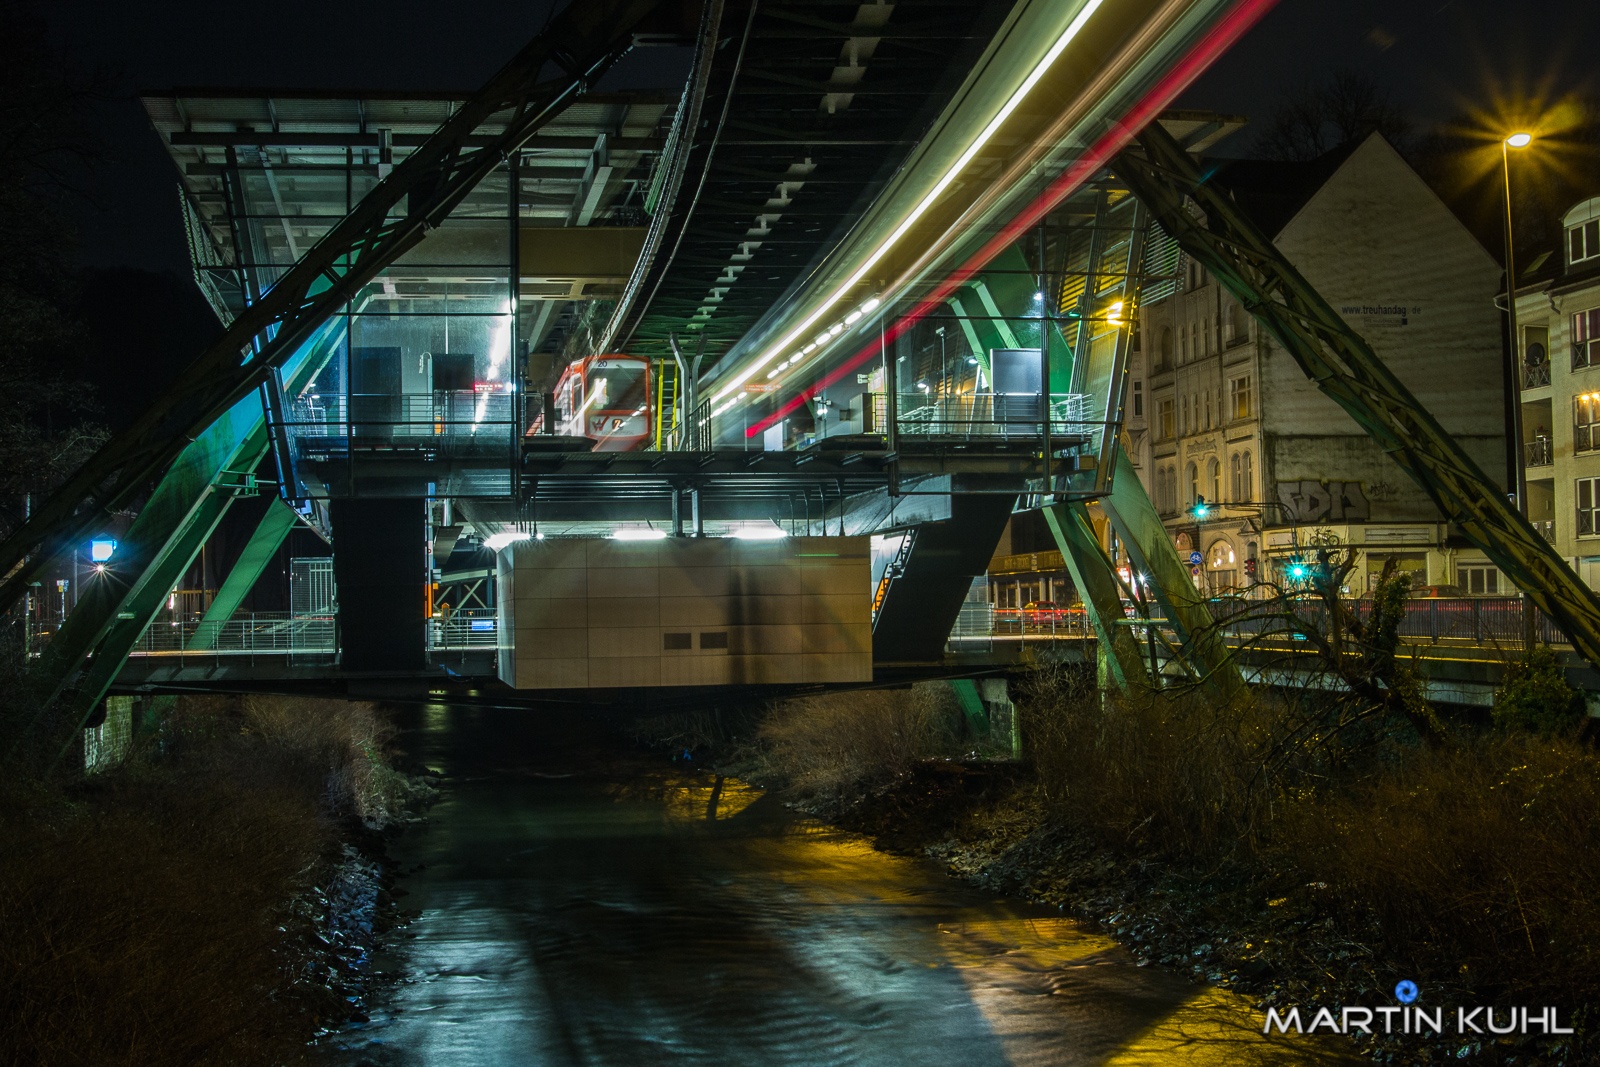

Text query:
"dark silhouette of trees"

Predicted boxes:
[[1251, 71, 1413, 162], [0, 1, 108, 536]]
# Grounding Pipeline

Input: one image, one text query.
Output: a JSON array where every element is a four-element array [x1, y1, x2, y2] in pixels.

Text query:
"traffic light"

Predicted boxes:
[[1287, 559, 1309, 581], [1190, 495, 1210, 521], [1244, 558, 1258, 579]]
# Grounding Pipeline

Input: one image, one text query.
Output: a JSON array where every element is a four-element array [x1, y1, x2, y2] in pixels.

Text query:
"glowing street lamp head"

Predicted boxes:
[[89, 538, 117, 563], [1505, 132, 1533, 148]]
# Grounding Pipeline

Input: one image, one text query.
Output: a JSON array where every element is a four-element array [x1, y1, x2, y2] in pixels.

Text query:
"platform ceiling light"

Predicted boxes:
[[611, 528, 668, 541], [730, 525, 788, 540], [89, 538, 117, 563], [1034, 291, 1045, 302], [484, 531, 531, 551], [709, 0, 1108, 403]]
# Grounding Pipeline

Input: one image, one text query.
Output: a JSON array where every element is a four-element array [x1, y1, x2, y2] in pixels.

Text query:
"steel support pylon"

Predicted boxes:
[[0, 0, 668, 612]]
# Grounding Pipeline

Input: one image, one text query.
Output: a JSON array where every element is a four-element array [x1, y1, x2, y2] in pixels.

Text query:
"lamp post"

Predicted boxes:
[[1502, 132, 1532, 515], [1502, 131, 1534, 649]]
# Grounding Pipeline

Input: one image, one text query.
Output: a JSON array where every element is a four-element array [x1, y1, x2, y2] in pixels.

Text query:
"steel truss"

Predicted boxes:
[[1112, 123, 1600, 669], [0, 0, 670, 613]]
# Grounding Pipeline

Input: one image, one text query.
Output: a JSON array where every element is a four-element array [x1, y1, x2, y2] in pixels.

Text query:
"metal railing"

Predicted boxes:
[[1525, 437, 1554, 467], [1533, 519, 1556, 543], [946, 596, 1570, 650], [1523, 361, 1551, 388], [128, 610, 499, 659], [891, 391, 1094, 437]]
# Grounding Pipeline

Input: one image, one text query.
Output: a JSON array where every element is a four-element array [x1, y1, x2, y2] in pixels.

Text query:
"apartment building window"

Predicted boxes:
[[1572, 218, 1600, 266], [1157, 327, 1173, 369], [1157, 397, 1174, 440], [1227, 301, 1250, 345], [1573, 308, 1600, 369], [1186, 461, 1200, 506], [1230, 450, 1254, 501], [1155, 465, 1175, 514], [1580, 476, 1600, 536], [1229, 376, 1252, 420], [1576, 392, 1600, 453], [1456, 564, 1501, 595], [1207, 456, 1222, 502]]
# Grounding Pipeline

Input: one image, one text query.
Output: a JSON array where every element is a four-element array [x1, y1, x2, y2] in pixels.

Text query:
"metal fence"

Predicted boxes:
[[128, 609, 499, 660], [946, 596, 1569, 650]]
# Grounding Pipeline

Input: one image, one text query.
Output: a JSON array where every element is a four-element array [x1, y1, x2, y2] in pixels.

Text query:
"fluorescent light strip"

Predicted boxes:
[[709, 0, 1106, 403]]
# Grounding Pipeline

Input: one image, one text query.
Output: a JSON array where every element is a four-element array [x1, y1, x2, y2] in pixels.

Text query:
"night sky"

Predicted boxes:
[[38, 0, 1600, 274]]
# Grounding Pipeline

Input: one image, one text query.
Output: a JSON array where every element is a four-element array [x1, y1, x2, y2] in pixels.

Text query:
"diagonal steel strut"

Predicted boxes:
[[0, 0, 667, 611], [1111, 123, 1600, 669]]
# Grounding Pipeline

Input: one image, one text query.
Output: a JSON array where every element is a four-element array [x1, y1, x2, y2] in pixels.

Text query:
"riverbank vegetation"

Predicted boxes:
[[744, 569, 1600, 1064], [0, 694, 425, 1067]]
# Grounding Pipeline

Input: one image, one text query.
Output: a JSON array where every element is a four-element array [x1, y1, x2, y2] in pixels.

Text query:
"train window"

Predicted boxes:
[[663, 632, 692, 650], [699, 631, 729, 650], [590, 362, 648, 412]]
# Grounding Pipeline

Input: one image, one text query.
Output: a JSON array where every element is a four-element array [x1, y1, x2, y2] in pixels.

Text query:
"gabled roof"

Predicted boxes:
[[1203, 139, 1366, 238]]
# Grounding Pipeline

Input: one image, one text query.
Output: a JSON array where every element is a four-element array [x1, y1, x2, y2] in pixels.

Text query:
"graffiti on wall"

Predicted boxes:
[[1277, 480, 1371, 522]]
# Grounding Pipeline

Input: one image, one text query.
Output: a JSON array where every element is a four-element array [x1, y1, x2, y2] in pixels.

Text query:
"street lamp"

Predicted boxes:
[[1502, 131, 1534, 650], [1501, 132, 1533, 514]]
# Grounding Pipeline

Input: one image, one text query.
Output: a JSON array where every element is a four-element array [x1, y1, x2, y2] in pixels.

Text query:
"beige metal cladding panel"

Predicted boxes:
[[801, 620, 872, 654], [585, 539, 664, 568], [521, 657, 589, 689], [660, 595, 734, 627], [517, 539, 587, 569], [659, 538, 732, 567], [515, 597, 590, 629], [728, 624, 804, 655], [660, 656, 735, 687], [722, 654, 807, 685], [590, 656, 663, 687], [588, 627, 662, 657], [734, 566, 803, 596], [660, 566, 735, 597], [729, 595, 801, 626], [797, 562, 870, 595], [801, 593, 869, 625], [517, 566, 587, 599], [586, 596, 661, 626], [589, 567, 661, 598], [805, 652, 874, 683], [515, 626, 590, 659]]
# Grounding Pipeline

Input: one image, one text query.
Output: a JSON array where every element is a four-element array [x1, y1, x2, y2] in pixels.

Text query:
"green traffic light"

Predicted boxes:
[[1191, 496, 1210, 520], [1288, 561, 1308, 580]]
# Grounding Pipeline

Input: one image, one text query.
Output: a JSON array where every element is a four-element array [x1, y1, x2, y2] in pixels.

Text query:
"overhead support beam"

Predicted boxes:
[[188, 497, 302, 652], [0, 0, 670, 614], [1043, 502, 1148, 690], [1112, 122, 1600, 670]]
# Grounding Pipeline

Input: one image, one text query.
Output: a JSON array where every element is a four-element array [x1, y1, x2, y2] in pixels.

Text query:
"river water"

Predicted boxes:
[[324, 704, 1350, 1066]]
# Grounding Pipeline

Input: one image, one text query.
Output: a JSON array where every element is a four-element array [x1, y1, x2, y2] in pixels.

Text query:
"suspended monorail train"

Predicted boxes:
[[551, 354, 653, 451]]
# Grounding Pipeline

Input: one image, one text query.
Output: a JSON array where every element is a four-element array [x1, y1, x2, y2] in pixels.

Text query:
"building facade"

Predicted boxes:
[[1132, 133, 1508, 595], [1513, 195, 1600, 589]]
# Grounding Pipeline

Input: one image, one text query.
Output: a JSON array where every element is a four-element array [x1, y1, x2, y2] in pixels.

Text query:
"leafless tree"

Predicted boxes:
[[1252, 71, 1413, 161]]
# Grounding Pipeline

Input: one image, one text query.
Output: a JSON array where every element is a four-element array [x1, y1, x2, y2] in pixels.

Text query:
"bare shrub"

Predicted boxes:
[[0, 737, 331, 1065], [1018, 664, 1276, 859], [757, 683, 964, 801], [1274, 735, 1600, 1005], [238, 695, 417, 826]]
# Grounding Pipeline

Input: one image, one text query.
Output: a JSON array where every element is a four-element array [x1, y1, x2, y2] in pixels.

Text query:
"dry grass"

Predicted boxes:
[[1274, 735, 1600, 1005], [0, 693, 414, 1066], [756, 683, 965, 803]]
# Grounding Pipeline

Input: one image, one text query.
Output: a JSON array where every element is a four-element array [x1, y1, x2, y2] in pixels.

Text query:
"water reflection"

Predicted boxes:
[[325, 706, 1352, 1066]]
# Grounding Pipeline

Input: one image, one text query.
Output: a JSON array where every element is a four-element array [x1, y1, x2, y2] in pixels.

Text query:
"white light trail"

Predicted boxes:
[[708, 0, 1107, 403]]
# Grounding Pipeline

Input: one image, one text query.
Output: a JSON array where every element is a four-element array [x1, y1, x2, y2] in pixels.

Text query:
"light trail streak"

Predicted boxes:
[[708, 0, 1111, 405], [743, 0, 1280, 439]]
